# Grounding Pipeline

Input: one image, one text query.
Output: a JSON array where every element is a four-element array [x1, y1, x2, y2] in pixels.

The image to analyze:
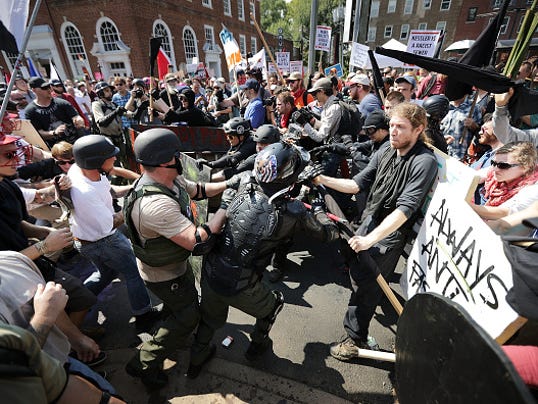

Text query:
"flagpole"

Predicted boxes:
[[0, 0, 43, 125], [250, 13, 285, 85]]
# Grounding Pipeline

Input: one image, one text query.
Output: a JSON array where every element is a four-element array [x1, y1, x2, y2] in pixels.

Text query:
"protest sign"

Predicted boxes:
[[289, 60, 303, 75], [314, 25, 332, 52], [324, 63, 343, 77], [248, 48, 267, 78], [12, 120, 49, 151], [349, 42, 405, 69], [406, 30, 441, 58], [219, 25, 243, 70], [275, 51, 290, 74], [267, 62, 277, 74]]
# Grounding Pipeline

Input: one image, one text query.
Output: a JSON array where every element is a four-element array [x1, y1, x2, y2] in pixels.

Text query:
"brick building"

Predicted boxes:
[[1, 0, 292, 82]]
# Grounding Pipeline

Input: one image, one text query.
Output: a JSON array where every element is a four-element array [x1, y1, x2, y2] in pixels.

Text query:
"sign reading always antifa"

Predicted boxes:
[[406, 30, 441, 58], [404, 152, 519, 340], [275, 51, 290, 74]]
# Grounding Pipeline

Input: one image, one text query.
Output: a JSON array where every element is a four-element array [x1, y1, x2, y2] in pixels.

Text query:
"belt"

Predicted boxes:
[[74, 237, 93, 245]]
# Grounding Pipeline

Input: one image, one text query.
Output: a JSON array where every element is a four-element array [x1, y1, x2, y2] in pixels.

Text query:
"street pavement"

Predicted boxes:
[[71, 230, 401, 403]]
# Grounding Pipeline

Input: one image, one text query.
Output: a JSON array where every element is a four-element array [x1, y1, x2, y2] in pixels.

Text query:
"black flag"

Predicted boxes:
[[368, 50, 386, 99], [0, 21, 19, 53], [149, 37, 163, 77]]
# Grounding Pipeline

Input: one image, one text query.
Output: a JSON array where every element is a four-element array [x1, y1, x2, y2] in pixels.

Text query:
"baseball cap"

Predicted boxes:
[[287, 72, 302, 81], [240, 78, 260, 92], [346, 73, 370, 87], [362, 110, 389, 130], [395, 76, 417, 88], [308, 77, 332, 93], [49, 79, 63, 87], [28, 77, 50, 89]]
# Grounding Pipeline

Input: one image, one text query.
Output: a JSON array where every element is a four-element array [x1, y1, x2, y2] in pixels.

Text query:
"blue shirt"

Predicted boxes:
[[112, 92, 132, 128], [244, 97, 265, 129]]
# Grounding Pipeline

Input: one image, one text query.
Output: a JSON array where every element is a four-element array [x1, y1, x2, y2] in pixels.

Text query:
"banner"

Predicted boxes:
[[219, 25, 244, 70], [275, 51, 290, 74], [248, 48, 267, 78], [314, 25, 332, 52], [349, 42, 405, 69], [0, 0, 29, 53], [406, 30, 441, 58]]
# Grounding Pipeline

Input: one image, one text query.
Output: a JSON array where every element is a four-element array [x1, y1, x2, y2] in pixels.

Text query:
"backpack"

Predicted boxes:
[[334, 99, 363, 140]]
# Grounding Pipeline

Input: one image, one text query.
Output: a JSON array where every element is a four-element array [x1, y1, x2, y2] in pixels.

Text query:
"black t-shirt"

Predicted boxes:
[[17, 158, 62, 181], [24, 97, 78, 132], [0, 179, 30, 251]]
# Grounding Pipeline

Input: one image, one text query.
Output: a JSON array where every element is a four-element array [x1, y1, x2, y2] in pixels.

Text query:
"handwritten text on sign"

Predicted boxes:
[[406, 183, 518, 339], [314, 26, 332, 52], [406, 30, 441, 58]]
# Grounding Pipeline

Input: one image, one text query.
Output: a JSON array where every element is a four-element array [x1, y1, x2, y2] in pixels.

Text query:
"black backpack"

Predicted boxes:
[[334, 99, 363, 140]]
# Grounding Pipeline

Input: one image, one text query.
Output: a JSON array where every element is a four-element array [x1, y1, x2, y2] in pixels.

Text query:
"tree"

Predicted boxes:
[[260, 0, 292, 37]]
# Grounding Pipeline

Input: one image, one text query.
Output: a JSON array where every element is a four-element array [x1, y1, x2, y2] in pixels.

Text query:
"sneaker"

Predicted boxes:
[[329, 337, 359, 362], [358, 335, 380, 351], [186, 344, 216, 379], [245, 337, 273, 361], [125, 361, 168, 389], [135, 307, 162, 332]]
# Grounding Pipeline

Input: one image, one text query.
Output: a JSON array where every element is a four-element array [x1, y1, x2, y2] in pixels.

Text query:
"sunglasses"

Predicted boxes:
[[0, 145, 32, 167], [490, 160, 520, 170], [55, 159, 76, 166], [365, 127, 377, 136], [226, 134, 238, 140]]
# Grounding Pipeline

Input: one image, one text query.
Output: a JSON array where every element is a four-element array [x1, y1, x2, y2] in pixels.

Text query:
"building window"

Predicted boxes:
[[239, 34, 246, 56], [2, 51, 19, 72], [153, 20, 176, 68], [400, 24, 410, 40], [202, 0, 212, 7], [440, 0, 451, 10], [423, 0, 431, 9], [249, 2, 255, 24], [500, 16, 510, 34], [61, 23, 92, 77], [370, 1, 380, 18], [238, 0, 245, 21], [183, 27, 198, 63], [99, 19, 121, 52], [384, 25, 393, 38], [418, 22, 427, 30], [387, 0, 397, 13], [223, 0, 232, 15], [367, 26, 377, 42], [404, 0, 414, 14], [467, 7, 478, 22], [250, 37, 257, 54], [517, 15, 525, 33], [436, 21, 446, 33], [204, 25, 215, 51]]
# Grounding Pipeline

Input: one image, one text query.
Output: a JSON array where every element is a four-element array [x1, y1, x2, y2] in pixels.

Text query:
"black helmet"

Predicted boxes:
[[252, 124, 280, 144], [134, 128, 180, 166], [73, 135, 119, 170], [223, 117, 251, 136], [423, 95, 450, 121], [94, 81, 110, 98], [132, 78, 146, 88], [254, 141, 310, 191]]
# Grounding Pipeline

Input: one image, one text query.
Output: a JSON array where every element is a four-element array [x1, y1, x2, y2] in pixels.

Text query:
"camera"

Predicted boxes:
[[291, 108, 313, 126], [263, 96, 276, 108], [133, 89, 144, 99]]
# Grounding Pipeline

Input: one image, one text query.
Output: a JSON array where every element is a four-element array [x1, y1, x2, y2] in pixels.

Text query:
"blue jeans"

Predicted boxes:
[[68, 357, 116, 394], [75, 231, 150, 315]]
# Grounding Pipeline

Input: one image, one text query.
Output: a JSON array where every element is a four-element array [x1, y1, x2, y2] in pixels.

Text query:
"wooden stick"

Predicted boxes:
[[149, 77, 154, 123], [358, 348, 396, 362], [250, 12, 286, 85]]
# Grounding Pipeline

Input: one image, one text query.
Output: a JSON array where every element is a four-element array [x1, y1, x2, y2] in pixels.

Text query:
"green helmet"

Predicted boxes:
[[134, 128, 181, 166], [252, 124, 280, 144]]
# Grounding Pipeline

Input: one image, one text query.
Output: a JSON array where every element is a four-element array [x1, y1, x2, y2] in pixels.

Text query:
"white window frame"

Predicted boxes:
[[367, 26, 377, 42], [370, 1, 380, 18], [404, 0, 414, 14], [97, 17, 121, 52], [223, 0, 232, 16], [387, 0, 397, 13], [440, 0, 451, 11], [249, 2, 255, 24], [61, 21, 93, 78], [418, 22, 427, 30], [182, 26, 199, 64], [400, 24, 410, 41], [423, 0, 431, 9], [202, 0, 212, 8], [384, 25, 393, 38], [153, 19, 177, 70], [436, 21, 446, 33], [250, 37, 257, 54], [239, 34, 246, 56], [238, 0, 245, 21], [204, 25, 216, 51]]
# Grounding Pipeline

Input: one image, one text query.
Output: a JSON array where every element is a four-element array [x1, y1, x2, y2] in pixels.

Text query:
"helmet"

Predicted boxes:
[[73, 135, 119, 170], [94, 81, 110, 98], [134, 128, 181, 166], [223, 117, 251, 136], [423, 95, 450, 121], [254, 142, 310, 190], [252, 124, 280, 144], [132, 78, 146, 88]]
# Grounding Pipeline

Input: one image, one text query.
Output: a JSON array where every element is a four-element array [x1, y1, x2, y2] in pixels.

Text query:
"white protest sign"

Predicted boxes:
[[275, 51, 290, 74], [406, 30, 441, 58], [314, 25, 332, 52], [290, 60, 303, 75], [267, 62, 277, 74], [349, 42, 370, 68]]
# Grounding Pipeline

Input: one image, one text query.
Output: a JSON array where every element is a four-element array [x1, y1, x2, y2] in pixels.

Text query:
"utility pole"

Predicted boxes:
[[308, 0, 319, 74]]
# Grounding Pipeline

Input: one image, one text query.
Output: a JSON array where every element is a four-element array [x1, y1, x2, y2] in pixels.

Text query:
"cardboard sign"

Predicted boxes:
[[324, 63, 343, 78], [314, 25, 332, 52], [289, 60, 303, 75], [405, 183, 518, 340], [406, 30, 441, 58], [275, 52, 290, 74], [12, 120, 50, 151], [267, 62, 277, 74]]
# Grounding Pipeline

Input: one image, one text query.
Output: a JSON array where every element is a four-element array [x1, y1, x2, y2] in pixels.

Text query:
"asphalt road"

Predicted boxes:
[[69, 229, 401, 403]]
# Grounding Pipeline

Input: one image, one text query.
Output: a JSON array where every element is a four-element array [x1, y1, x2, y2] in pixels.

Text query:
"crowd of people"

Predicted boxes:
[[0, 50, 537, 400]]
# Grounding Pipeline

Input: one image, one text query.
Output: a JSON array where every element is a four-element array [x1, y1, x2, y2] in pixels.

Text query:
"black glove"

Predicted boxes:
[[150, 89, 161, 100], [196, 158, 212, 170], [291, 110, 308, 126], [327, 143, 350, 156], [299, 163, 324, 183], [341, 134, 353, 148], [309, 195, 326, 214], [310, 145, 329, 156], [115, 106, 126, 117]]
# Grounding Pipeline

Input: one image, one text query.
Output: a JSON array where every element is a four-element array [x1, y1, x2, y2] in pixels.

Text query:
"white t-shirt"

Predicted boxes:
[[68, 164, 115, 241]]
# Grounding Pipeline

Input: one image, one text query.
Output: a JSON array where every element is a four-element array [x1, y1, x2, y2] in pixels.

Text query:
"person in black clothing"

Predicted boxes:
[[159, 74, 181, 110], [196, 117, 256, 181], [160, 88, 213, 127]]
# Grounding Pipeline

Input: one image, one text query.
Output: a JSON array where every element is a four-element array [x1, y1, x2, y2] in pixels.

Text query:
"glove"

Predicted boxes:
[[115, 106, 126, 117], [310, 145, 329, 156], [196, 158, 212, 170], [150, 89, 161, 100], [328, 143, 350, 156], [299, 163, 324, 183], [291, 110, 308, 126], [341, 135, 353, 148], [309, 195, 326, 214], [220, 188, 236, 210]]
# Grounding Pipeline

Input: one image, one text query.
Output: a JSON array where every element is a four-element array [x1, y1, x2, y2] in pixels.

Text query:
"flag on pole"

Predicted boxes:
[[26, 54, 41, 77], [49, 59, 60, 81], [156, 48, 171, 81], [219, 24, 245, 71], [149, 37, 163, 78], [0, 0, 30, 53]]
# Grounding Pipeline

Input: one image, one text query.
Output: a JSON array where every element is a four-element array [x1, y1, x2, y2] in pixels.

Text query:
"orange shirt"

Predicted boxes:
[[292, 88, 314, 109]]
